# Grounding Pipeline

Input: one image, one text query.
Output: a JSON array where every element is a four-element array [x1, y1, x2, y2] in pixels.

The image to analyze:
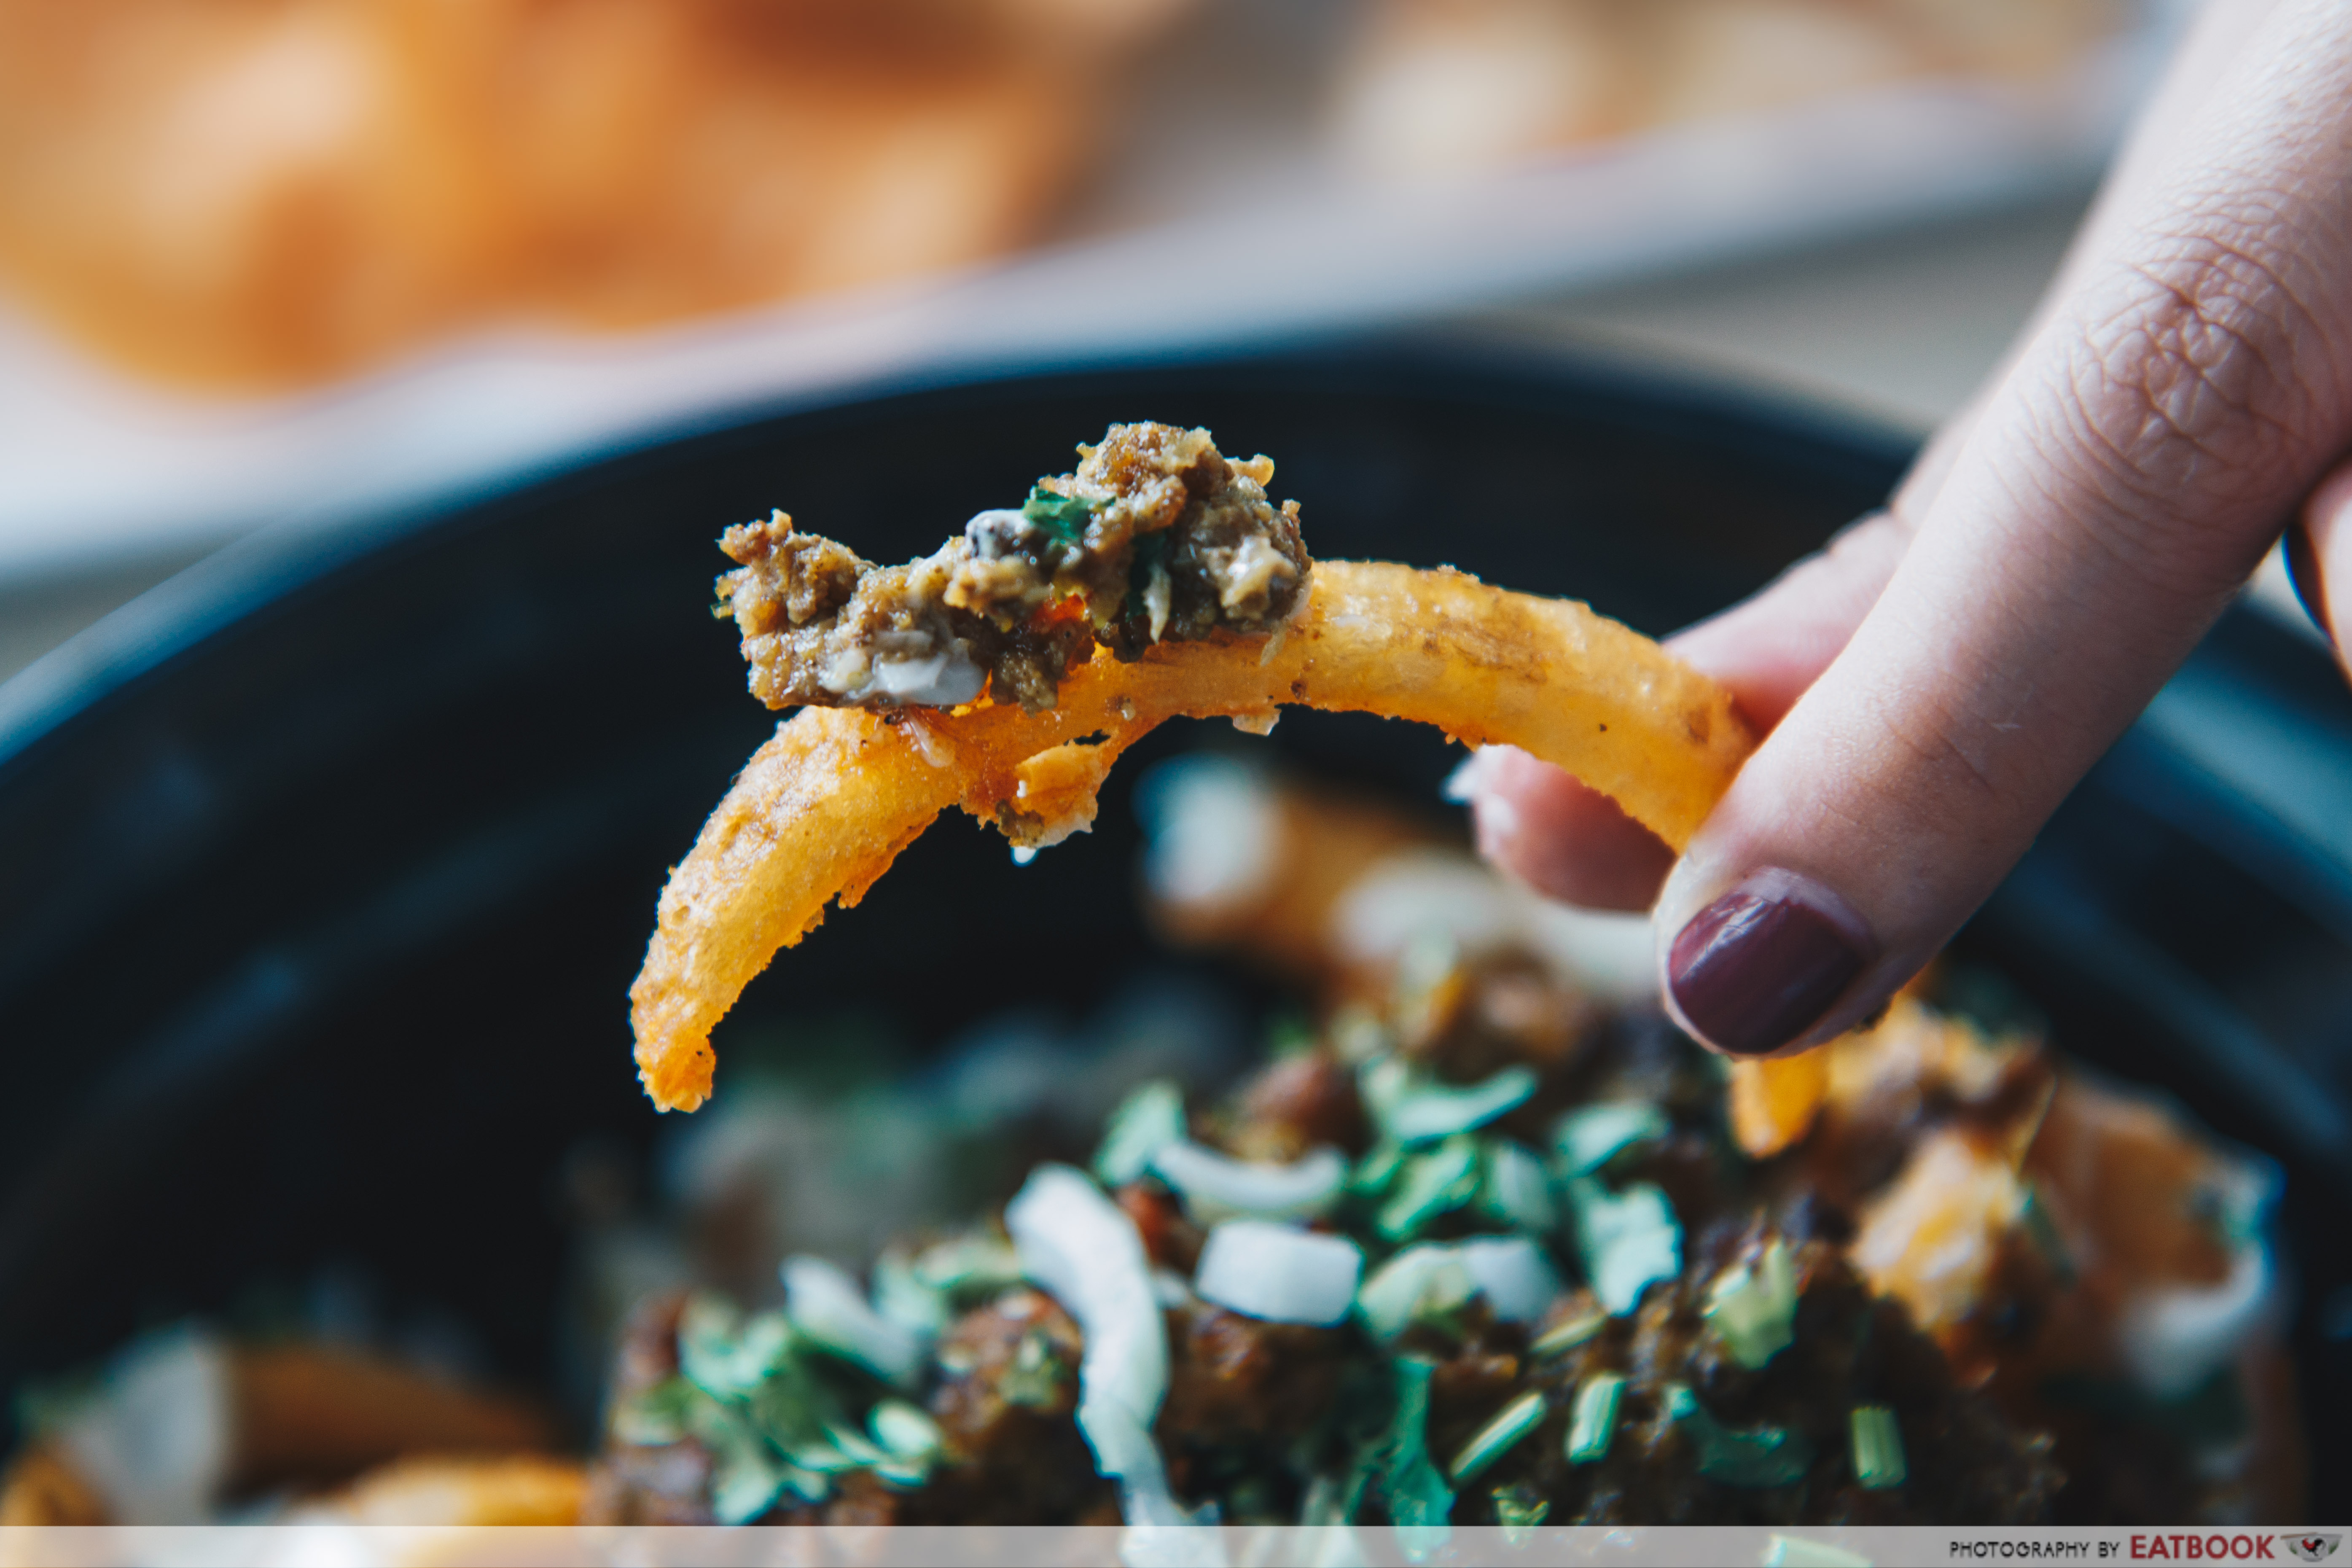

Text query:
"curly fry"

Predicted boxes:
[[631, 560, 1751, 1111]]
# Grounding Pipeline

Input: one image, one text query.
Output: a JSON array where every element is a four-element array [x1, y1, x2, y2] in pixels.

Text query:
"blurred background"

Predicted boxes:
[[8, 0, 2316, 683]]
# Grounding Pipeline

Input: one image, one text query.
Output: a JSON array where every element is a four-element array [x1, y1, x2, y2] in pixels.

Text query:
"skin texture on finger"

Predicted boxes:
[[1470, 509, 1917, 910], [1658, 0, 2352, 1055], [1889, 0, 2289, 530], [1467, 744, 1676, 910]]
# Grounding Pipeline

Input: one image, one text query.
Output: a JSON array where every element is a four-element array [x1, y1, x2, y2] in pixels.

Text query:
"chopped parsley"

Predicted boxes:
[[1361, 1058, 1538, 1145], [1448, 1389, 1547, 1484], [1018, 484, 1099, 546], [1379, 1356, 1455, 1558], [1849, 1404, 1906, 1490], [1477, 1139, 1559, 1233], [1551, 1101, 1668, 1177], [1565, 1178, 1682, 1316], [1702, 1237, 1799, 1370], [1664, 1383, 1815, 1488], [1375, 1135, 1483, 1242], [1564, 1373, 1624, 1466], [1092, 1079, 1187, 1186]]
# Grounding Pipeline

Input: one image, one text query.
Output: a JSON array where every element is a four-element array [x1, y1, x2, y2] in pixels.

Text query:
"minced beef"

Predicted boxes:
[[714, 422, 1310, 713], [1418, 1230, 2063, 1527]]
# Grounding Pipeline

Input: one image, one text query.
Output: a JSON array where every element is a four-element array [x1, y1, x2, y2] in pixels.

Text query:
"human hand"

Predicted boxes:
[[1462, 0, 2352, 1056]]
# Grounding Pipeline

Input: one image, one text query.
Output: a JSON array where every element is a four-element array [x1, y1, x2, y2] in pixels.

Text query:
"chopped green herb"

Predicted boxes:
[[1448, 1389, 1547, 1484], [911, 1231, 1026, 1296], [1331, 1005, 1392, 1063], [1564, 1373, 1623, 1465], [1703, 1237, 1798, 1370], [1362, 1060, 1538, 1146], [783, 1256, 925, 1383], [1530, 1308, 1606, 1358], [610, 1376, 699, 1446], [870, 1247, 949, 1338], [1092, 1079, 1187, 1186], [1492, 1485, 1550, 1544], [1664, 1383, 1815, 1488], [1551, 1101, 1668, 1177], [690, 1389, 806, 1522], [1566, 1178, 1682, 1316], [999, 1326, 1068, 1408], [864, 1400, 943, 1487], [1762, 1536, 1875, 1568], [780, 1429, 862, 1476], [1349, 1139, 1409, 1199], [1265, 1009, 1317, 1057], [870, 1399, 944, 1461], [1301, 1430, 1384, 1527], [677, 1295, 795, 1400], [1849, 1405, 1906, 1490], [1477, 1139, 1559, 1233], [1018, 484, 1098, 545], [1379, 1356, 1455, 1560], [1375, 1135, 1483, 1242], [746, 1356, 857, 1466], [707, 1427, 793, 1524], [1356, 1246, 1476, 1342]]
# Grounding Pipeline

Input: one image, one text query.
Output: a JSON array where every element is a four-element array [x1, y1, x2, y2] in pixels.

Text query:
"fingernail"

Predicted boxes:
[[1667, 870, 1869, 1055]]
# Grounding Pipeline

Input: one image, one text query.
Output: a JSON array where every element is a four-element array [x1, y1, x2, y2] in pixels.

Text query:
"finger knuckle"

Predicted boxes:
[[2064, 217, 2328, 522]]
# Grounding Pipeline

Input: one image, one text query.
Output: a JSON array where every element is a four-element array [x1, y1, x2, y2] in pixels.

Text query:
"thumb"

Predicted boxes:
[[1656, 0, 2352, 1055]]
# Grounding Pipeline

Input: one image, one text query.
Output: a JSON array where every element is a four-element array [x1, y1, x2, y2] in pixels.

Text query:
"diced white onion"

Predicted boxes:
[[2119, 1151, 2280, 1401], [1455, 1237, 1563, 1323], [1005, 1165, 1197, 1529], [1193, 1221, 1364, 1326], [872, 648, 984, 706], [1330, 847, 1658, 1006], [1134, 756, 1280, 914], [56, 1325, 231, 1525], [1356, 1237, 1560, 1341], [1148, 1141, 1346, 1221], [782, 1256, 925, 1384], [1333, 851, 1520, 968]]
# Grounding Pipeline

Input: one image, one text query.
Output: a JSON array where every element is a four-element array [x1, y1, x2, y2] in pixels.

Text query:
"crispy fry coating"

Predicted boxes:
[[632, 559, 1750, 1111]]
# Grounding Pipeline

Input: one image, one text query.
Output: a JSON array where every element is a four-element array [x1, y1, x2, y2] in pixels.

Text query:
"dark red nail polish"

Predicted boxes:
[[1667, 875, 1868, 1055]]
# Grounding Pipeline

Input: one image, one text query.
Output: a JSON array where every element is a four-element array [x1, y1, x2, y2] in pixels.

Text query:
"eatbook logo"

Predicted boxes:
[[2282, 1537, 2343, 1564]]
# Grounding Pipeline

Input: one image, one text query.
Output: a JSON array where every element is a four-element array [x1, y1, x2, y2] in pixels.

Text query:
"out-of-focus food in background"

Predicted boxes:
[[1331, 0, 2122, 178], [0, 0, 1192, 389], [0, 0, 2132, 393]]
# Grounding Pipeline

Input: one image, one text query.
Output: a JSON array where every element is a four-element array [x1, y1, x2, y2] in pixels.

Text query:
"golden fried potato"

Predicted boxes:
[[0, 0, 1175, 387], [230, 1344, 556, 1496], [0, 1446, 106, 1528], [297, 1453, 587, 1525], [631, 559, 1750, 1111]]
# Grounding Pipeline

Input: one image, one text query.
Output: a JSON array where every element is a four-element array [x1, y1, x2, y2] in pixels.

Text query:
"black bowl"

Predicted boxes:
[[0, 335, 2345, 1505]]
